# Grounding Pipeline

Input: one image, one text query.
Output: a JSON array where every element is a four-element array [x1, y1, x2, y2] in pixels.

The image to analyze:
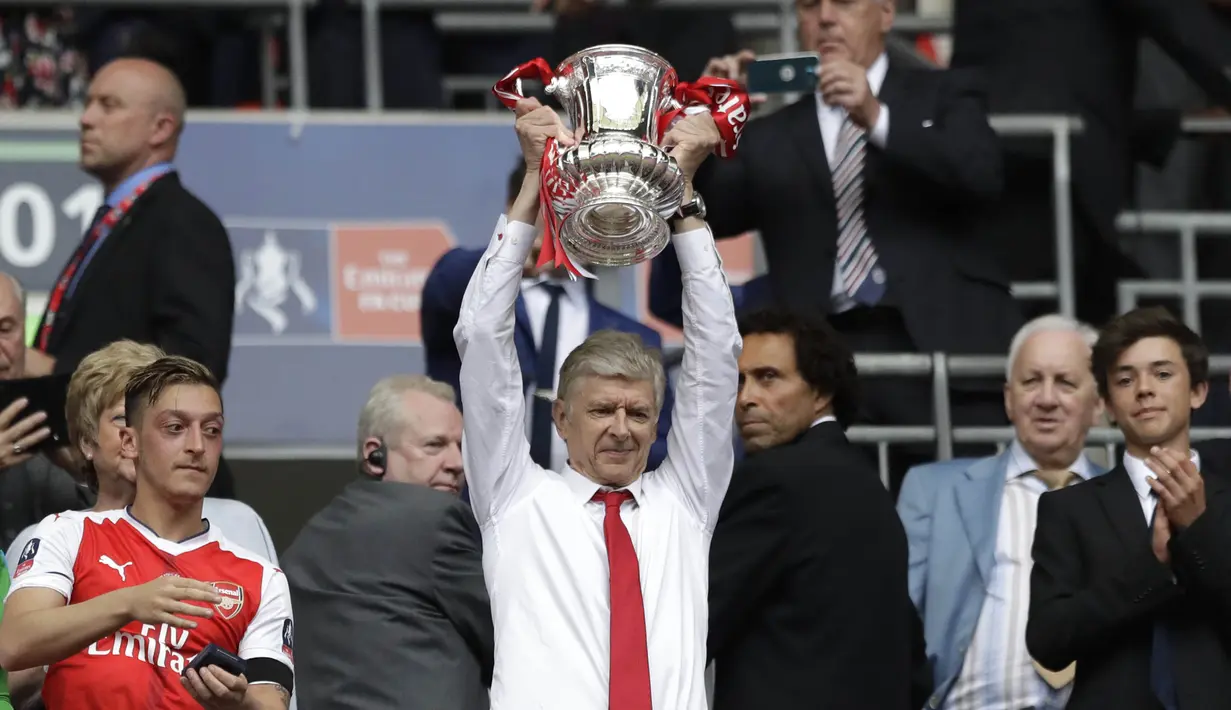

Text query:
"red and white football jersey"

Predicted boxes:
[[7, 508, 294, 710]]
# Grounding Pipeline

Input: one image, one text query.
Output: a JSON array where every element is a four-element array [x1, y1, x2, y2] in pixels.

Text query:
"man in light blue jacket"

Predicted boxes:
[[898, 314, 1107, 710]]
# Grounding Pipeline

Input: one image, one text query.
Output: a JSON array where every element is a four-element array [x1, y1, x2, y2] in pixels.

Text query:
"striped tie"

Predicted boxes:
[[832, 115, 885, 305]]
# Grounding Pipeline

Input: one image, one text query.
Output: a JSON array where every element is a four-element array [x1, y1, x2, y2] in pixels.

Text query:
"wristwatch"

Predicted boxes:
[[674, 192, 707, 221]]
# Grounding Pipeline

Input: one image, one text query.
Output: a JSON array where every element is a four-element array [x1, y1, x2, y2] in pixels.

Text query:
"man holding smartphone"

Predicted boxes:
[[0, 357, 294, 710], [692, 0, 1020, 493]]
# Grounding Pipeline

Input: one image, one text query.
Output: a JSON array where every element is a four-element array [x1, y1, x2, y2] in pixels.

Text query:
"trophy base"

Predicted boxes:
[[560, 195, 671, 267]]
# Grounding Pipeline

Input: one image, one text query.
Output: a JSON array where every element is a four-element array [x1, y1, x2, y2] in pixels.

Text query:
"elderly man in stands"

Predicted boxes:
[[454, 98, 739, 709], [0, 273, 88, 552], [897, 314, 1107, 710]]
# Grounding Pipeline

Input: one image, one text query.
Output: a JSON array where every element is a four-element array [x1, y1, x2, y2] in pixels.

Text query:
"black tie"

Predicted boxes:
[[1150, 498, 1179, 710], [87, 204, 109, 235], [530, 284, 565, 468]]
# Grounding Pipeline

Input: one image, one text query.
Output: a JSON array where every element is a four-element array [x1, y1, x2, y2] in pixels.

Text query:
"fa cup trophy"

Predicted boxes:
[[494, 45, 749, 277]]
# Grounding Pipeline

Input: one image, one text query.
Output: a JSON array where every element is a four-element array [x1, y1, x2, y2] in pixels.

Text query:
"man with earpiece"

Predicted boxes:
[[279, 375, 494, 710]]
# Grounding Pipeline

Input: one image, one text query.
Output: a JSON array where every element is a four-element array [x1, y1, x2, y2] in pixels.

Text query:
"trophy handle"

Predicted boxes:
[[658, 77, 752, 159], [492, 58, 558, 108]]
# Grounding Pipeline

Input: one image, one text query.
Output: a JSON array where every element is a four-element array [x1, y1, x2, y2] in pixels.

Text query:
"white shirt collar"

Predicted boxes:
[[560, 462, 645, 507], [1123, 448, 1201, 502], [521, 274, 587, 308], [814, 51, 889, 109], [1004, 438, 1095, 482]]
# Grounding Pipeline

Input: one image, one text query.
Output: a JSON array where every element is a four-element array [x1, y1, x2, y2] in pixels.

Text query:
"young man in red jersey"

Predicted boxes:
[[0, 356, 294, 709]]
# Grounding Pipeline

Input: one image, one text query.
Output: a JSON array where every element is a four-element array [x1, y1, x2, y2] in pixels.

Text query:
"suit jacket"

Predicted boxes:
[[422, 246, 674, 469], [0, 456, 91, 553], [897, 451, 1109, 706], [951, 0, 1231, 243], [281, 479, 494, 710], [36, 172, 235, 383], [647, 243, 772, 329], [1027, 465, 1231, 710], [693, 59, 1021, 355], [709, 421, 927, 710]]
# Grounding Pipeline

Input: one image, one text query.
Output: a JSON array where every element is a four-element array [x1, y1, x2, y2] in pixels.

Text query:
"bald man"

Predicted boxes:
[[24, 57, 238, 498]]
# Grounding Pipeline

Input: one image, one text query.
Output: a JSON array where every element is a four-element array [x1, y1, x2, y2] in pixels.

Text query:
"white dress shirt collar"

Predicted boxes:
[[1004, 439, 1096, 482], [1124, 448, 1201, 502], [560, 464, 646, 507], [521, 274, 587, 307]]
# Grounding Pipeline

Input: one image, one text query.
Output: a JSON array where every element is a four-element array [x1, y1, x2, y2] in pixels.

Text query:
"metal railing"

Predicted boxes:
[[1116, 211, 1231, 332]]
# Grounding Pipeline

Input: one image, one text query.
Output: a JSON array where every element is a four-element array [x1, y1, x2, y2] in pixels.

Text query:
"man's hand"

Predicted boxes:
[[121, 577, 222, 629], [819, 59, 881, 129], [0, 398, 50, 471], [662, 113, 722, 184], [514, 98, 576, 176], [182, 665, 247, 708], [703, 50, 766, 104], [1146, 446, 1207, 529], [1152, 503, 1171, 565]]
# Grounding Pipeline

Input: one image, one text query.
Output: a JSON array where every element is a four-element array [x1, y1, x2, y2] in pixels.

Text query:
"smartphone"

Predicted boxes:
[[184, 643, 247, 678], [746, 52, 821, 95], [0, 374, 71, 453]]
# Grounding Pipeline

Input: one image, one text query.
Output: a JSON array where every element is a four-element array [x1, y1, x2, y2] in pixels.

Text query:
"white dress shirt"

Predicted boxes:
[[946, 440, 1095, 710], [815, 51, 891, 311], [521, 275, 589, 471], [1125, 449, 1202, 522], [454, 215, 741, 710]]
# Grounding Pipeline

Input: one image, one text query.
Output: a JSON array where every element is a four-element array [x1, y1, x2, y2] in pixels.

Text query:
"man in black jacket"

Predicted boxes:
[[282, 375, 492, 710], [708, 307, 928, 710], [25, 57, 236, 497]]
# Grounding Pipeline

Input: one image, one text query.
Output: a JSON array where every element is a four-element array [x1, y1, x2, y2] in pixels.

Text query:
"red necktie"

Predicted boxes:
[[593, 489, 652, 710]]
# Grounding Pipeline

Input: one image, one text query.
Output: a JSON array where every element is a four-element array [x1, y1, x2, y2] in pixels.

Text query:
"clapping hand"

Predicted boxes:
[[1145, 446, 1206, 529], [0, 398, 51, 471]]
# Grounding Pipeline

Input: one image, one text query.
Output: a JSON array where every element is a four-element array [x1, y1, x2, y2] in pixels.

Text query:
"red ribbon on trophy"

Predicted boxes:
[[492, 59, 588, 278], [492, 60, 752, 277]]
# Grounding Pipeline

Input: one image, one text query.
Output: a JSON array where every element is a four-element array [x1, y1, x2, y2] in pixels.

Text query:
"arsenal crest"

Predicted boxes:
[[211, 581, 245, 620]]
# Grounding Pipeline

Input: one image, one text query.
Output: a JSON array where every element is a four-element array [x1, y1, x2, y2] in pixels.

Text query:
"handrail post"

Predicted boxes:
[[931, 351, 954, 460], [287, 0, 310, 112], [1180, 223, 1200, 331], [363, 0, 384, 111], [1052, 120, 1076, 318]]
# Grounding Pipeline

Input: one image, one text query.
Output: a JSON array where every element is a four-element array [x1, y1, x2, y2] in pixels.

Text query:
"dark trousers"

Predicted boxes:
[[829, 306, 1006, 497]]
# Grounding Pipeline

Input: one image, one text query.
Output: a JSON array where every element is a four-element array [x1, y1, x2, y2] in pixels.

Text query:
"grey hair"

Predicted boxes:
[[1005, 314, 1099, 380], [0, 272, 25, 311], [557, 329, 666, 412], [356, 374, 456, 457]]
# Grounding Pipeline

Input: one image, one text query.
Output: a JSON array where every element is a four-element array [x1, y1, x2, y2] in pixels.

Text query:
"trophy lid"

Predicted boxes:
[[554, 44, 676, 77]]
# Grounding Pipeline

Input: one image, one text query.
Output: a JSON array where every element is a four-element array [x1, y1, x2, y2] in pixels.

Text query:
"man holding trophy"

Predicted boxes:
[[455, 47, 744, 710]]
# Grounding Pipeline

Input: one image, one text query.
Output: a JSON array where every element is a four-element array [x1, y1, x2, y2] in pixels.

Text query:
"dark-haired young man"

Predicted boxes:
[[1028, 306, 1231, 710], [707, 307, 926, 710], [0, 356, 294, 710]]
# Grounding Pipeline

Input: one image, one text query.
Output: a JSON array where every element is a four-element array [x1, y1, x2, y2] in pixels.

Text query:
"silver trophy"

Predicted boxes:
[[544, 44, 687, 267]]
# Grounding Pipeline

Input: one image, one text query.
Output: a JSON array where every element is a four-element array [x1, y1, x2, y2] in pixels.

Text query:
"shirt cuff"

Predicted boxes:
[[868, 102, 889, 148], [671, 226, 722, 273], [487, 215, 538, 263]]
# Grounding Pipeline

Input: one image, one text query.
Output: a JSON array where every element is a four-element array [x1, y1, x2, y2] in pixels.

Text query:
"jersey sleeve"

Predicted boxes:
[[239, 565, 295, 679], [6, 513, 83, 601]]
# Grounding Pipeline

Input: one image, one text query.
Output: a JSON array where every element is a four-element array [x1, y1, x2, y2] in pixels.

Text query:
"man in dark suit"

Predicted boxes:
[[282, 374, 493, 710], [421, 161, 674, 471], [647, 244, 771, 329], [1028, 306, 1231, 709], [697, 0, 1020, 492], [23, 57, 236, 498], [951, 0, 1231, 324], [708, 307, 928, 710]]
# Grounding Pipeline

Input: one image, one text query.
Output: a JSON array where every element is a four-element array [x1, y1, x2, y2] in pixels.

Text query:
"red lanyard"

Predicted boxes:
[[37, 171, 169, 350]]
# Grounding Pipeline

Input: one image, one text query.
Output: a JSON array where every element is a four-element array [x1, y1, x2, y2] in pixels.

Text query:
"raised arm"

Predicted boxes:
[[453, 100, 577, 527], [656, 115, 743, 530]]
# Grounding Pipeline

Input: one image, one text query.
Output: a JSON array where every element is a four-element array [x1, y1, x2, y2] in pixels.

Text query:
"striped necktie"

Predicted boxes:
[[832, 115, 885, 305]]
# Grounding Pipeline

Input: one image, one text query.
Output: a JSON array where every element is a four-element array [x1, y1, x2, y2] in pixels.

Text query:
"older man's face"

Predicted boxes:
[[1004, 329, 1102, 466], [0, 278, 26, 380]]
